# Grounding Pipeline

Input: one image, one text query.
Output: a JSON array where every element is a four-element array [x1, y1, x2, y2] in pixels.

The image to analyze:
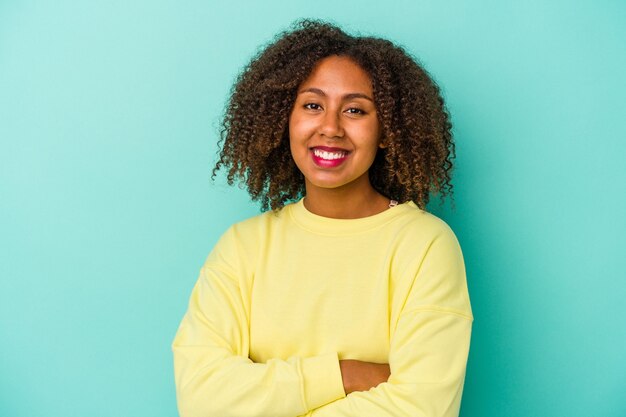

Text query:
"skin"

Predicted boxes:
[[289, 55, 391, 393], [340, 360, 391, 395], [289, 55, 391, 220]]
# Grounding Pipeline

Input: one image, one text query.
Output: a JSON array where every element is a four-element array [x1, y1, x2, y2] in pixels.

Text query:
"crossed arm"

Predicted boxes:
[[172, 266, 390, 417], [172, 228, 472, 417], [339, 360, 391, 395]]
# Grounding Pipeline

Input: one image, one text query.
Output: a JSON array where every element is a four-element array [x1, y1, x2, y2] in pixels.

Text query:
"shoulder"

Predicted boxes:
[[388, 205, 465, 285], [393, 203, 460, 247], [392, 207, 472, 317], [228, 204, 290, 238], [211, 203, 292, 258]]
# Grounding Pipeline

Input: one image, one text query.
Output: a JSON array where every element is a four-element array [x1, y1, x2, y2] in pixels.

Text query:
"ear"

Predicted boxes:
[[378, 135, 388, 149], [378, 132, 389, 149]]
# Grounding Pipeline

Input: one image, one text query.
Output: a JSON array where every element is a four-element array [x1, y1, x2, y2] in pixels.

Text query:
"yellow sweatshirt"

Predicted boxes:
[[172, 198, 473, 417]]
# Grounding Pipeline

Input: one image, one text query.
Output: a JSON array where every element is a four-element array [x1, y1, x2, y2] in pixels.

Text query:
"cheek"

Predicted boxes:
[[288, 112, 296, 133], [369, 120, 383, 148], [288, 120, 305, 164], [288, 115, 298, 149], [289, 111, 317, 138], [288, 117, 301, 145]]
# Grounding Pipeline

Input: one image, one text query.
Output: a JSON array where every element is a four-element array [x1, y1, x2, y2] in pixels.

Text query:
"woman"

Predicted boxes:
[[172, 19, 473, 417]]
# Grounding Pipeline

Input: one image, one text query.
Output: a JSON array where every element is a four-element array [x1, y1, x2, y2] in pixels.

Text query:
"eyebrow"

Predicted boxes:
[[298, 87, 374, 102]]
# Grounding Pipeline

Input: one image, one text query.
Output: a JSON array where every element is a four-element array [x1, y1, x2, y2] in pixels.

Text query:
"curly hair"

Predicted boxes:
[[212, 19, 455, 211]]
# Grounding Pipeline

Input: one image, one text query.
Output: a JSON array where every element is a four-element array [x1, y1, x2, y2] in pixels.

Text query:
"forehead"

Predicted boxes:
[[299, 55, 373, 94]]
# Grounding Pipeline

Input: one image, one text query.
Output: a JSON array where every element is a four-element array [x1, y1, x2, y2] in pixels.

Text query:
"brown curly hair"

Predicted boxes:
[[212, 19, 455, 211]]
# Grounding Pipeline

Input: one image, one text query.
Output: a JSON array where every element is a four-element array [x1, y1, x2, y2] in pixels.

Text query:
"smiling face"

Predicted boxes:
[[289, 55, 383, 196]]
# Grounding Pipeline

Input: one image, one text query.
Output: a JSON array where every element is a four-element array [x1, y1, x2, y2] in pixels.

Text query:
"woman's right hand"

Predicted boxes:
[[339, 360, 390, 394]]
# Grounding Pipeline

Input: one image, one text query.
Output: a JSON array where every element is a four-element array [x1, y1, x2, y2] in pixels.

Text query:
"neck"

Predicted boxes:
[[303, 180, 391, 219]]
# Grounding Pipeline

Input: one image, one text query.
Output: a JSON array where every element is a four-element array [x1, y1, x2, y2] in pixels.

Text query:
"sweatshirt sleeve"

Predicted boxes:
[[172, 227, 345, 417], [307, 223, 473, 417]]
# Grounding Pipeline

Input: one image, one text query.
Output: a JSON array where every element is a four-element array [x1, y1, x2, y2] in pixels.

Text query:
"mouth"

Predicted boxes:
[[310, 146, 350, 167]]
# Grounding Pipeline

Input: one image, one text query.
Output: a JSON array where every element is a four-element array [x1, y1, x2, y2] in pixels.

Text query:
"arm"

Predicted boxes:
[[172, 228, 345, 417], [339, 360, 390, 394], [309, 225, 473, 417]]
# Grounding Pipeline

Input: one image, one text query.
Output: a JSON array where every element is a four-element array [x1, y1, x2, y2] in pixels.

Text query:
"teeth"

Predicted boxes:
[[313, 149, 347, 160]]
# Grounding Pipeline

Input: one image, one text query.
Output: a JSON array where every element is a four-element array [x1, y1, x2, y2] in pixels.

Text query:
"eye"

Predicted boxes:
[[345, 107, 366, 115], [303, 103, 322, 110]]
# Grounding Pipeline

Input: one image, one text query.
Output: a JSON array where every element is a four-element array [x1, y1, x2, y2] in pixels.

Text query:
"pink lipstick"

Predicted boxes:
[[310, 146, 350, 168]]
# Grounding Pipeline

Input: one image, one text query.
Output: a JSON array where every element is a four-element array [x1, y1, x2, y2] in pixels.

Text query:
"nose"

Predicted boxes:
[[318, 108, 344, 139]]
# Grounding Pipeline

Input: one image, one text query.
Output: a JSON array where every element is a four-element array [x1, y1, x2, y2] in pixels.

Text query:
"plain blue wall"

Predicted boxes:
[[1, 1, 624, 416]]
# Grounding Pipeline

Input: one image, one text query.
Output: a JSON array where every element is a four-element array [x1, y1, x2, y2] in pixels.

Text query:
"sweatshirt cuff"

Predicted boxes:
[[301, 352, 345, 410]]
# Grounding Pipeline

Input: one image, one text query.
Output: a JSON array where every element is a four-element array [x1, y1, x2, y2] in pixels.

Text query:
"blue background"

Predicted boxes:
[[1, 1, 625, 416]]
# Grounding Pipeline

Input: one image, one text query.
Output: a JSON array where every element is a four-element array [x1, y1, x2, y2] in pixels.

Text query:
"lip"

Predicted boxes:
[[310, 145, 351, 152], [310, 147, 350, 168]]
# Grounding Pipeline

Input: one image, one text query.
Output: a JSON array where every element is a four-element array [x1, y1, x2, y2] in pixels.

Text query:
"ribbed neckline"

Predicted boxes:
[[287, 197, 420, 235]]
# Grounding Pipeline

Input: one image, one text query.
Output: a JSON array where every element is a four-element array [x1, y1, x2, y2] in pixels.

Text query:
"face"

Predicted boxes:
[[289, 55, 383, 194]]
